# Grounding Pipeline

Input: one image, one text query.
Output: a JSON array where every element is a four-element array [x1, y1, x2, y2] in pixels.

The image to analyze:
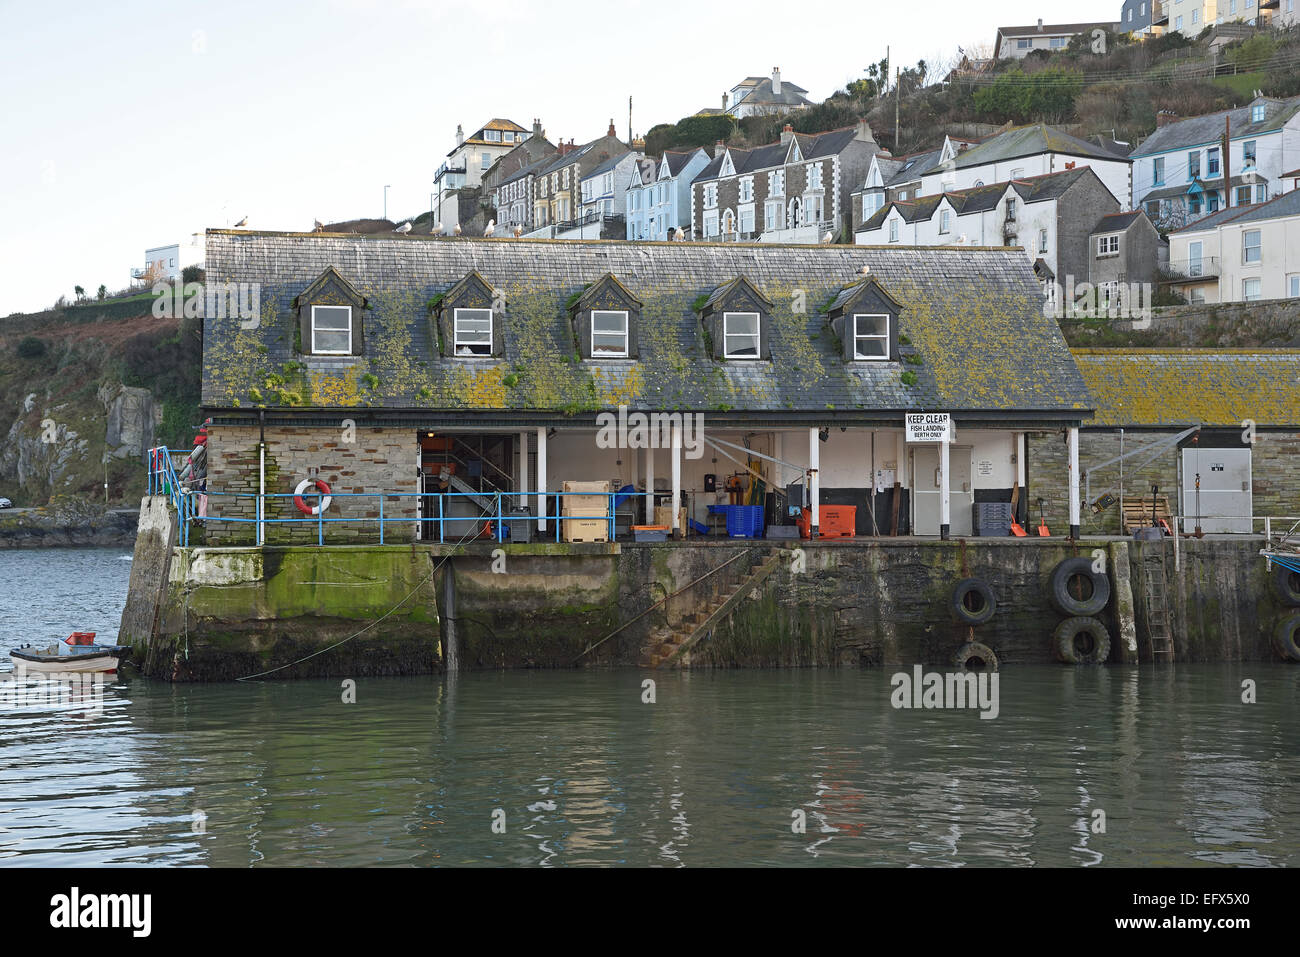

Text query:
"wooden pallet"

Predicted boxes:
[[1122, 495, 1174, 535]]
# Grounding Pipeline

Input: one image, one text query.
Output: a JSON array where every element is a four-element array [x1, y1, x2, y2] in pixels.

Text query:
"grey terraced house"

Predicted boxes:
[[198, 230, 1095, 545]]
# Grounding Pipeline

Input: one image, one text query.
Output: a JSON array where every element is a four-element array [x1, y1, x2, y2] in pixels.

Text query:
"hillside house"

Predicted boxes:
[[626, 149, 710, 241]]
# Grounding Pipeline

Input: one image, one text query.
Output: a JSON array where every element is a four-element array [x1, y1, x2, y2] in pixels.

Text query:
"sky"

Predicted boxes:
[[0, 0, 1120, 315]]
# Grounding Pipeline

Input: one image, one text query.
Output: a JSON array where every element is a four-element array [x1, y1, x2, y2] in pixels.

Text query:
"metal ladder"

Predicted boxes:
[[1143, 541, 1175, 662]]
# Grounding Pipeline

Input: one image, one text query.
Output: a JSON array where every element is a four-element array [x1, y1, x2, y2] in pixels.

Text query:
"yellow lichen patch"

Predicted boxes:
[[310, 364, 363, 406], [452, 363, 509, 408], [594, 364, 646, 406]]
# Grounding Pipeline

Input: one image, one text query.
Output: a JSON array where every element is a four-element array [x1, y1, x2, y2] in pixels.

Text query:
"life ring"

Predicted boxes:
[[1054, 616, 1111, 664], [952, 578, 997, 625], [1048, 557, 1111, 617], [294, 478, 333, 515]]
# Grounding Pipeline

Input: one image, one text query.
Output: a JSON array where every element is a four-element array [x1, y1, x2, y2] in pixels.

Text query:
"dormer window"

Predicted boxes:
[[311, 305, 353, 354], [591, 310, 629, 357], [1252, 103, 1266, 123], [723, 312, 761, 358], [453, 308, 493, 356], [852, 314, 889, 360]]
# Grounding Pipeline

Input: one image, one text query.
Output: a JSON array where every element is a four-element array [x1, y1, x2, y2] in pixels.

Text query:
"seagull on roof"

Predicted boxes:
[[453, 223, 463, 236], [513, 224, 523, 238], [395, 221, 412, 234], [821, 230, 834, 244], [313, 218, 324, 232], [233, 215, 248, 228], [859, 263, 870, 276], [484, 219, 496, 237], [432, 221, 442, 235]]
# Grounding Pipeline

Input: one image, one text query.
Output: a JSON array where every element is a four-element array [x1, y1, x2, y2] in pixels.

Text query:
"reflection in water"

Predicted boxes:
[[1, 545, 1298, 867]]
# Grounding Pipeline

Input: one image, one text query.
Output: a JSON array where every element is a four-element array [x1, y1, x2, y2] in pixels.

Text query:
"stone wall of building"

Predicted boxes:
[[204, 425, 419, 545]]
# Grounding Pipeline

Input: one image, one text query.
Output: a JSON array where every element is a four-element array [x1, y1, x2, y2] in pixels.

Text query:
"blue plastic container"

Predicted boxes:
[[725, 505, 764, 538]]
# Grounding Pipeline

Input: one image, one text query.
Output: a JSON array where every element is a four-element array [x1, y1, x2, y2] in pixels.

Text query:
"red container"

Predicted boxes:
[[65, 631, 97, 645], [798, 506, 856, 539]]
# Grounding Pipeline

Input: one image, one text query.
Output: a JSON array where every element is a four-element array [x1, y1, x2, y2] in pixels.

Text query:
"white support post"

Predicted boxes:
[[537, 427, 548, 533], [1068, 425, 1081, 539], [645, 444, 655, 525], [939, 429, 951, 541], [258, 442, 265, 546], [808, 427, 820, 538], [670, 423, 682, 538], [518, 431, 529, 508]]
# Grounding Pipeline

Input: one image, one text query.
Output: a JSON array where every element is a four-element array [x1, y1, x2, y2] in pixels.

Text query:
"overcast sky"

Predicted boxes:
[[0, 0, 1119, 315]]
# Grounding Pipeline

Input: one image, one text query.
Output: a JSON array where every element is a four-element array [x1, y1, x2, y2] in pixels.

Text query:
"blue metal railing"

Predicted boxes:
[[147, 447, 619, 547]]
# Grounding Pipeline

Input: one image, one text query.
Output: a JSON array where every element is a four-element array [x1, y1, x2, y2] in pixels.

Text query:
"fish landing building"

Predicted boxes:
[[198, 231, 1094, 544]]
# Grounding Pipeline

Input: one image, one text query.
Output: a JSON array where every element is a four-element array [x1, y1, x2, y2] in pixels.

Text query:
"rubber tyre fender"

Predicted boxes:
[[952, 578, 997, 625], [952, 641, 999, 672], [1271, 563, 1300, 607], [1273, 614, 1300, 662], [1054, 616, 1111, 664], [1049, 558, 1111, 617]]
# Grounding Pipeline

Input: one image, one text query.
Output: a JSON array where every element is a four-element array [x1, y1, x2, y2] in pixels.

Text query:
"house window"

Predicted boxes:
[[1192, 8, 1199, 22], [765, 199, 784, 230], [1175, 14, 1182, 28], [1289, 275, 1300, 298], [481, 152, 491, 170], [1140, 1, 1145, 13], [453, 308, 493, 356], [1207, 147, 1220, 176], [723, 312, 760, 358], [1190, 288, 1206, 304], [485, 130, 501, 142], [1235, 185, 1253, 206], [1243, 229, 1261, 263], [1039, 228, 1049, 253], [1243, 278, 1261, 301], [591, 310, 628, 357], [1006, 198, 1017, 221], [769, 170, 785, 196], [852, 314, 889, 360], [704, 184, 718, 209], [1243, 140, 1256, 167], [1049, 37, 1067, 48], [704, 211, 719, 237], [1152, 157, 1165, 185], [740, 207, 754, 234], [1017, 38, 1031, 49], [807, 163, 823, 191], [739, 177, 754, 202], [1207, 192, 1220, 212], [1257, 184, 1269, 203], [1252, 103, 1267, 123], [1188, 151, 1200, 180], [1097, 235, 1120, 256], [940, 209, 951, 233], [311, 305, 352, 354], [1189, 195, 1203, 215], [889, 218, 899, 242]]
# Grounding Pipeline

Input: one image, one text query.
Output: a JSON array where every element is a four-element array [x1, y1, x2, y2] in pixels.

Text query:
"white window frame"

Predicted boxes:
[[310, 305, 353, 355], [1289, 274, 1300, 298], [852, 313, 890, 361], [1243, 229, 1261, 264], [1243, 278, 1261, 302], [939, 209, 951, 234], [889, 218, 899, 242], [453, 307, 493, 356], [722, 311, 761, 359], [1096, 235, 1120, 257], [1039, 228, 1049, 254], [590, 310, 629, 358]]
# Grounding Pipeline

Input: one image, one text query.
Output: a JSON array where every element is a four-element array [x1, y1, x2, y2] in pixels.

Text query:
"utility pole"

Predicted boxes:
[[1222, 116, 1231, 209], [628, 95, 633, 146], [895, 67, 902, 152], [384, 184, 391, 220]]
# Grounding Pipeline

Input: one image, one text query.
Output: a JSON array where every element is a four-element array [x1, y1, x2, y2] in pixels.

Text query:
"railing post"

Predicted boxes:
[[439, 494, 445, 544], [379, 493, 384, 545], [318, 498, 324, 546], [495, 491, 502, 543]]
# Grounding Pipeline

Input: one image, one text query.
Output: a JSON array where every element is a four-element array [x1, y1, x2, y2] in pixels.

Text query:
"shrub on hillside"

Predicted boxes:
[[16, 336, 46, 359], [181, 265, 205, 284]]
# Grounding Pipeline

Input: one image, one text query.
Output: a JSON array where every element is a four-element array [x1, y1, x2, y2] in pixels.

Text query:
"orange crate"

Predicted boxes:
[[797, 505, 856, 538]]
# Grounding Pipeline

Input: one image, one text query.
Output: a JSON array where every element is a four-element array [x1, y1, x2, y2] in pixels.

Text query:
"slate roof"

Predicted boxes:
[[696, 127, 864, 183], [497, 154, 554, 188], [1073, 350, 1300, 427], [1173, 187, 1300, 233], [202, 232, 1093, 424], [584, 150, 636, 179], [860, 167, 1099, 231], [1131, 96, 1300, 156], [732, 77, 813, 110], [997, 21, 1118, 37], [1091, 211, 1146, 233], [947, 124, 1131, 169], [661, 149, 702, 177], [1141, 174, 1256, 204]]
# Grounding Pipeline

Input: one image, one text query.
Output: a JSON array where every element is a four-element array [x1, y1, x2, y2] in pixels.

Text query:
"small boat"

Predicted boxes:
[[9, 632, 128, 675]]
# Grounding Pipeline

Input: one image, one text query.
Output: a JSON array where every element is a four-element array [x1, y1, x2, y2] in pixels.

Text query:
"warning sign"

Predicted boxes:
[[906, 413, 952, 443]]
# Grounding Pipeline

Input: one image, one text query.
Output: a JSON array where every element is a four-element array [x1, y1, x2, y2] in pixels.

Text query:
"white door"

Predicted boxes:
[[912, 446, 974, 536], [1181, 447, 1251, 534]]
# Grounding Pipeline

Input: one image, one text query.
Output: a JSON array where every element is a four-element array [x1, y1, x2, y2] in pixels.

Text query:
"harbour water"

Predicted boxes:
[[0, 549, 1296, 867]]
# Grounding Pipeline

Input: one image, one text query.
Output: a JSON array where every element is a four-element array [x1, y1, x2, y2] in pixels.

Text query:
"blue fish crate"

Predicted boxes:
[[723, 505, 764, 538]]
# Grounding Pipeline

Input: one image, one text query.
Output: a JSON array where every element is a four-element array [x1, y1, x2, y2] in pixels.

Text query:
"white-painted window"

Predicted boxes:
[[723, 312, 760, 358], [769, 170, 785, 196], [1097, 235, 1120, 256], [1289, 274, 1300, 298], [740, 206, 754, 234], [311, 305, 352, 354], [1039, 228, 1049, 253], [591, 310, 628, 357], [765, 199, 784, 229], [704, 184, 718, 209], [1243, 229, 1261, 263], [1243, 278, 1261, 301], [889, 218, 899, 242], [453, 308, 493, 356], [807, 163, 823, 191], [739, 176, 754, 202], [940, 209, 951, 233], [852, 314, 889, 360]]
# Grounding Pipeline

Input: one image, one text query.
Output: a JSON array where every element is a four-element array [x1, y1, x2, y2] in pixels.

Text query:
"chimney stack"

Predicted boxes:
[[608, 118, 617, 137], [1156, 110, 1178, 128], [1036, 18, 1043, 30], [772, 66, 782, 95], [456, 123, 464, 146], [722, 91, 729, 111], [781, 123, 795, 146], [854, 118, 875, 144], [533, 118, 543, 137], [715, 139, 727, 159]]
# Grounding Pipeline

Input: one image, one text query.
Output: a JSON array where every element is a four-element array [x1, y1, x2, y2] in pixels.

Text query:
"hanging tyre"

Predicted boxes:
[[952, 641, 999, 672], [952, 578, 997, 625], [1049, 558, 1111, 617], [1273, 614, 1300, 662], [1054, 617, 1111, 664], [1271, 563, 1300, 607]]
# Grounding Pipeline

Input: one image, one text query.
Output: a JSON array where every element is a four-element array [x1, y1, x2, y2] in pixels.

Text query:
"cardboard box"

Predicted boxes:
[[563, 517, 609, 543], [562, 480, 610, 494], [562, 493, 608, 517], [654, 505, 687, 531]]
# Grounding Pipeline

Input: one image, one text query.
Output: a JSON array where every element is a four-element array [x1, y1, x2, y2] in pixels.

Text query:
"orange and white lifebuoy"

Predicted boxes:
[[294, 478, 333, 515]]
